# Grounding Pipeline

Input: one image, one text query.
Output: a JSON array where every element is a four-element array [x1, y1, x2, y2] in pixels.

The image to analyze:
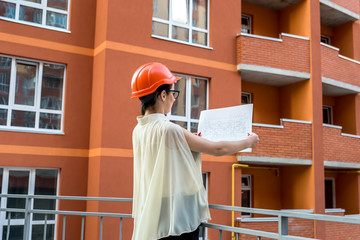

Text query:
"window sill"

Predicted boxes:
[[151, 35, 213, 50], [0, 17, 71, 33], [0, 127, 64, 135]]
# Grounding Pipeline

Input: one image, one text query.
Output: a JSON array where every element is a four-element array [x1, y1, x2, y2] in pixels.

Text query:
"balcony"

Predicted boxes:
[[238, 119, 312, 165], [237, 33, 310, 87], [320, 0, 360, 27], [323, 124, 360, 167], [321, 43, 360, 96]]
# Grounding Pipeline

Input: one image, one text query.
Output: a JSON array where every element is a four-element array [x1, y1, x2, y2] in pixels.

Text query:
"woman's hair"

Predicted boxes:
[[139, 84, 172, 115]]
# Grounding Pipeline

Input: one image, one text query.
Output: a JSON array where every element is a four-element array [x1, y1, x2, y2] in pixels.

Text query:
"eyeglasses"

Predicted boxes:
[[169, 90, 180, 99]]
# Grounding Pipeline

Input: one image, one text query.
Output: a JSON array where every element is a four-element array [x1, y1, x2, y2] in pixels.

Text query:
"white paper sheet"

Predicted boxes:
[[198, 104, 253, 152]]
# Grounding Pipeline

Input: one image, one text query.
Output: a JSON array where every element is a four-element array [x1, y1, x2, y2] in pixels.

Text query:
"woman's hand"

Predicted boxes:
[[247, 133, 259, 149]]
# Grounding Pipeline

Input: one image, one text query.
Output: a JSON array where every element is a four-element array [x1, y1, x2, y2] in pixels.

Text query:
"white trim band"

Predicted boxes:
[[238, 156, 312, 166], [324, 161, 360, 169], [341, 133, 360, 139], [323, 124, 342, 129], [252, 123, 284, 129], [325, 209, 345, 213], [320, 0, 360, 20], [238, 64, 311, 79], [238, 33, 282, 42], [281, 118, 312, 124], [322, 77, 360, 93], [281, 33, 310, 41]]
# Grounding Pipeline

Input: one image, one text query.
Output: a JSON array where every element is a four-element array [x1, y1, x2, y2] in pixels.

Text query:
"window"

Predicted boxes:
[[325, 178, 335, 208], [241, 92, 252, 104], [321, 35, 331, 44], [0, 167, 59, 239], [241, 14, 252, 34], [323, 105, 333, 124], [0, 0, 70, 30], [0, 55, 66, 133], [152, 0, 209, 46], [168, 74, 208, 133], [241, 175, 251, 217]]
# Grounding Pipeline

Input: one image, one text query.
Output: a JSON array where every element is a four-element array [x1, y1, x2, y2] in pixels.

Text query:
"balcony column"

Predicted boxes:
[[356, 94, 360, 135], [353, 20, 360, 61], [309, 0, 325, 238]]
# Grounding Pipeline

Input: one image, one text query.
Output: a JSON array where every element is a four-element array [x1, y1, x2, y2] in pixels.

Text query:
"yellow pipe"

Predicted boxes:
[[231, 163, 280, 239]]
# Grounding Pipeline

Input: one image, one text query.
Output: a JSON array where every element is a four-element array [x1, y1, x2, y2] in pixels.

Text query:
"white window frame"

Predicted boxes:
[[241, 14, 252, 34], [152, 0, 211, 48], [241, 92, 252, 104], [0, 54, 66, 134], [325, 177, 336, 209], [0, 0, 71, 32], [241, 174, 252, 217], [321, 35, 331, 45], [0, 167, 60, 239], [168, 74, 209, 132], [323, 105, 333, 125]]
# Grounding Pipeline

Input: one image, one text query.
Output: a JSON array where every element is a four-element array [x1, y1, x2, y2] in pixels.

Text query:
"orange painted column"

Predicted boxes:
[[309, 0, 325, 238], [356, 94, 360, 135]]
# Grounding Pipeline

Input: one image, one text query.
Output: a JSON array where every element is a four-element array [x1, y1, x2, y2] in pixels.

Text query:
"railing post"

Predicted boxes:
[[278, 215, 289, 239], [23, 196, 32, 240]]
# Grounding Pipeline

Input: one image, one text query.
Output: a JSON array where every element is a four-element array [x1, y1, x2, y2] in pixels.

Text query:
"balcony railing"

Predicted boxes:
[[1, 194, 360, 240]]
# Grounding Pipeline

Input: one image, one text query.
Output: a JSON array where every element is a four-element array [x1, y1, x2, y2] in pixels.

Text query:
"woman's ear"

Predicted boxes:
[[159, 90, 167, 102]]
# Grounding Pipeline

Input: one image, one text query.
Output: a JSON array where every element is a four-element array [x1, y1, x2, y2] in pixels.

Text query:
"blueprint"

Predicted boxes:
[[198, 104, 253, 152]]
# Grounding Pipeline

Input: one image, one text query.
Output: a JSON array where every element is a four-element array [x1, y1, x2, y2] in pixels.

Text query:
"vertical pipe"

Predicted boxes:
[[119, 217, 123, 240], [62, 215, 66, 240], [43, 214, 48, 240], [236, 233, 240, 240], [100, 216, 103, 240], [219, 230, 222, 240], [81, 216, 85, 240]]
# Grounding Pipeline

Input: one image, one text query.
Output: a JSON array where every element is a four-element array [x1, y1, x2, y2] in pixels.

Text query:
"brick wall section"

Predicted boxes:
[[237, 34, 310, 73], [238, 218, 314, 239], [323, 126, 360, 163], [329, 0, 360, 15], [321, 45, 360, 87], [244, 121, 312, 160], [324, 212, 360, 239]]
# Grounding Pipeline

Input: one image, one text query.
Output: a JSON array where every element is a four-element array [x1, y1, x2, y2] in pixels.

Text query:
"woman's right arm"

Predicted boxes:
[[182, 128, 259, 156]]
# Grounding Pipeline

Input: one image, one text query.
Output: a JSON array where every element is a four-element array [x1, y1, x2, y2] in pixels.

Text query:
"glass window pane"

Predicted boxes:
[[2, 225, 24, 240], [39, 113, 61, 130], [47, 0, 68, 10], [192, 30, 206, 45], [153, 0, 169, 20], [171, 0, 188, 24], [0, 109, 7, 125], [190, 122, 198, 133], [0, 56, 11, 105], [11, 110, 36, 128], [15, 63, 37, 106], [0, 1, 15, 19], [190, 78, 206, 119], [41, 64, 64, 110], [24, 0, 41, 3], [171, 77, 186, 116], [172, 25, 189, 42], [19, 6, 42, 24], [46, 11, 67, 29], [152, 21, 168, 38], [7, 170, 29, 219], [35, 169, 58, 195], [31, 224, 54, 240], [170, 120, 187, 129], [192, 0, 207, 29]]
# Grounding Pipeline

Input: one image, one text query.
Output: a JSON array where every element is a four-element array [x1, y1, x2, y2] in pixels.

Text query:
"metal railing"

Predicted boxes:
[[0, 194, 360, 240]]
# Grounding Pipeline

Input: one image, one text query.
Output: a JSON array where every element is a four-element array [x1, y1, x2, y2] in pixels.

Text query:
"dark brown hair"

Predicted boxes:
[[139, 84, 172, 115]]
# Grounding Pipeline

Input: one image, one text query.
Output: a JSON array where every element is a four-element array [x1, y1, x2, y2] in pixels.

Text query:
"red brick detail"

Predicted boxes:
[[321, 45, 360, 87], [238, 218, 314, 239], [237, 35, 310, 73], [323, 126, 360, 163], [244, 121, 312, 160], [324, 212, 360, 239], [329, 0, 360, 15]]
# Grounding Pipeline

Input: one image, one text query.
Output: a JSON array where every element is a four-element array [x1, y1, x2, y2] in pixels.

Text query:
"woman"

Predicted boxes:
[[131, 63, 259, 240]]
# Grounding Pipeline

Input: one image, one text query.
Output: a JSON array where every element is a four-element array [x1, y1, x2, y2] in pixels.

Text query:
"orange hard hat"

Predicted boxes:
[[131, 62, 181, 99]]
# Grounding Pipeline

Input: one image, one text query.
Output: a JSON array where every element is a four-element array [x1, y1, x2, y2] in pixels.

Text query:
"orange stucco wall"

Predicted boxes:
[[241, 2, 279, 38]]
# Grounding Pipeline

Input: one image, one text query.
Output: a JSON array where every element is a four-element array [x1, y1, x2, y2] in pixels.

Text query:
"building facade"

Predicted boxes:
[[0, 0, 359, 239]]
